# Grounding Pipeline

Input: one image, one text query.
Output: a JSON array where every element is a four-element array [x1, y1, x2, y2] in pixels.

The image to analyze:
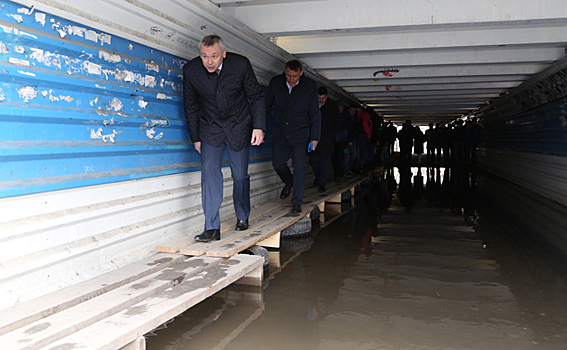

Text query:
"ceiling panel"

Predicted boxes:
[[215, 0, 567, 125]]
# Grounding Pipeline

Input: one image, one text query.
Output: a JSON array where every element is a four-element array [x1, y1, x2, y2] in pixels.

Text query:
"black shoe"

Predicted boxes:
[[318, 186, 326, 192], [194, 229, 220, 242], [280, 184, 292, 199], [235, 219, 249, 231], [292, 204, 302, 214], [313, 179, 318, 188]]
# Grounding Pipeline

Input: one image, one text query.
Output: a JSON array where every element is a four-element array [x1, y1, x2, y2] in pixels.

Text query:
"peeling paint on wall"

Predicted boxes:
[[100, 51, 121, 63], [8, 14, 24, 23], [17, 70, 35, 77], [145, 128, 164, 140], [0, 1, 204, 199], [146, 62, 159, 72], [145, 119, 170, 128], [85, 62, 102, 75], [51, 21, 111, 46], [156, 93, 171, 100], [109, 98, 123, 111], [17, 6, 35, 15], [17, 86, 37, 102], [41, 90, 74, 103], [8, 57, 30, 66], [35, 13, 46, 27], [145, 75, 157, 88], [103, 117, 115, 126], [90, 127, 121, 143], [0, 24, 38, 39]]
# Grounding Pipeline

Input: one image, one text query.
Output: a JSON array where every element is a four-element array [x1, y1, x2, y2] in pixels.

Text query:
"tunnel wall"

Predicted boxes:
[[477, 55, 567, 207], [0, 0, 287, 310]]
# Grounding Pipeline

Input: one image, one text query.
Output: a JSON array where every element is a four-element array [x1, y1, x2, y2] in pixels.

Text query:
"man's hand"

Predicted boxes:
[[311, 140, 319, 151], [251, 129, 265, 146], [194, 141, 201, 154]]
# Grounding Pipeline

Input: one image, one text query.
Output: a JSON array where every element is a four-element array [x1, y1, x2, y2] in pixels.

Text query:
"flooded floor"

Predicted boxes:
[[145, 167, 567, 350]]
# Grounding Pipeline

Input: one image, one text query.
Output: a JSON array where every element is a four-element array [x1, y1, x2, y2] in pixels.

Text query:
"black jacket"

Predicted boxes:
[[312, 98, 338, 155], [183, 52, 265, 151], [265, 73, 321, 144]]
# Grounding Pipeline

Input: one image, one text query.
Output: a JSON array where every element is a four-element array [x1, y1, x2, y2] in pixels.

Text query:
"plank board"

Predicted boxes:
[[178, 175, 366, 257], [40, 254, 263, 350], [0, 256, 225, 350], [0, 252, 184, 337], [155, 201, 282, 253], [257, 231, 280, 248], [180, 204, 292, 256], [183, 175, 367, 257], [206, 209, 316, 258]]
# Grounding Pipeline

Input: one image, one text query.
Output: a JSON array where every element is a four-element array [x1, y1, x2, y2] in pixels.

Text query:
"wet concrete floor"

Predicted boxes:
[[145, 167, 567, 350]]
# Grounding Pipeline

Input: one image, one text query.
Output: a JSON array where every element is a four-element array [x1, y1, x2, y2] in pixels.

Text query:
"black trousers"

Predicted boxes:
[[309, 152, 332, 188], [332, 141, 348, 178], [272, 140, 308, 205]]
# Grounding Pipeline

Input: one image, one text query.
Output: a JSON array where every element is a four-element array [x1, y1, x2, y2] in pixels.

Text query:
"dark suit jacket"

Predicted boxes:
[[183, 52, 265, 151], [312, 98, 339, 155], [265, 73, 321, 144]]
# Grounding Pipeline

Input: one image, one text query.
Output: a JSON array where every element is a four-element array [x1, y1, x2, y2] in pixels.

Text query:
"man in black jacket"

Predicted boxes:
[[183, 35, 265, 242], [266, 60, 321, 213], [310, 86, 338, 192]]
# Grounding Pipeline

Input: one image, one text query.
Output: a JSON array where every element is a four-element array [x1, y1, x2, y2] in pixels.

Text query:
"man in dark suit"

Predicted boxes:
[[183, 35, 265, 242], [310, 86, 338, 192], [266, 60, 321, 214]]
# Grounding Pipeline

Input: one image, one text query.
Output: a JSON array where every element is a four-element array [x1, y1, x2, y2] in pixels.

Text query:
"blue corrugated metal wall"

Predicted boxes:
[[0, 0, 272, 199]]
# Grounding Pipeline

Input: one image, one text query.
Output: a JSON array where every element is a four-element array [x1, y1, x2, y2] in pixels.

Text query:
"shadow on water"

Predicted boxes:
[[145, 165, 567, 350]]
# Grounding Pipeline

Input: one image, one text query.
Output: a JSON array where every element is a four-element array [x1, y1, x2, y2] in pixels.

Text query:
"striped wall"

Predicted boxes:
[[0, 0, 288, 309], [477, 56, 567, 206]]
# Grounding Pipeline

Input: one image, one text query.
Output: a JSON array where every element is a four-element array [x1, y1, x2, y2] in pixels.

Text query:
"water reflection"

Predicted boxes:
[[146, 165, 567, 350]]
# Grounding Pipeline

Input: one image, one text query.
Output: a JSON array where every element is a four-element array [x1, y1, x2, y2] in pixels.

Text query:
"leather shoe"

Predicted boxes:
[[280, 184, 292, 199], [292, 204, 302, 214], [235, 219, 249, 231], [195, 229, 220, 242]]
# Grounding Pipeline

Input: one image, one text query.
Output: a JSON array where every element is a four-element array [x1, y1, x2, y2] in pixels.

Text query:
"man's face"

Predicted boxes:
[[318, 94, 328, 105], [348, 107, 357, 116], [285, 67, 303, 86], [200, 42, 226, 73]]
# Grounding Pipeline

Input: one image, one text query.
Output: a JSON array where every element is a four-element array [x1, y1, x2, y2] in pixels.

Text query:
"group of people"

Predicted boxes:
[[398, 119, 482, 167], [183, 35, 349, 242], [182, 34, 482, 242]]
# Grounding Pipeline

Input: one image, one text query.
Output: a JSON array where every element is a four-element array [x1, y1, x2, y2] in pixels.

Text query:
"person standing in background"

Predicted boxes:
[[266, 60, 321, 214], [310, 87, 338, 192]]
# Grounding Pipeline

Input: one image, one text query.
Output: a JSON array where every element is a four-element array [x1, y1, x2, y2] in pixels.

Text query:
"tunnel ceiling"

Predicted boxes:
[[214, 0, 567, 125]]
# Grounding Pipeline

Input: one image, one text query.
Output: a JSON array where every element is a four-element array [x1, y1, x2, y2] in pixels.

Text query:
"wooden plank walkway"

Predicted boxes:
[[0, 254, 263, 350], [0, 174, 367, 350], [157, 175, 367, 259]]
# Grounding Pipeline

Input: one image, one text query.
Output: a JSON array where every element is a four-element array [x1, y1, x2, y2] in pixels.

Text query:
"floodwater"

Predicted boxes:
[[145, 167, 567, 350]]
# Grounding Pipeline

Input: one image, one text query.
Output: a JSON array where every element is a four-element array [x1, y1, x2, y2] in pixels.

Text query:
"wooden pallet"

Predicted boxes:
[[0, 253, 263, 350], [169, 175, 366, 259]]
